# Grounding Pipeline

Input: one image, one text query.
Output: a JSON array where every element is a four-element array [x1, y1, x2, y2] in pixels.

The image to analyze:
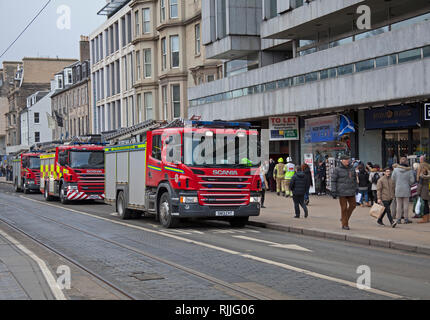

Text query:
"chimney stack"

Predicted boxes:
[[79, 35, 90, 62]]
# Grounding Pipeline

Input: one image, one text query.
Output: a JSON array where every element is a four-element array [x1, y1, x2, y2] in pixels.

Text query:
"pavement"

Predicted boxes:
[[0, 177, 12, 185], [250, 191, 430, 255], [0, 229, 56, 300]]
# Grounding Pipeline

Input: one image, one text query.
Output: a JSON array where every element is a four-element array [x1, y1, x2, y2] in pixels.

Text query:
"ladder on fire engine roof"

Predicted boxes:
[[31, 135, 104, 153], [103, 118, 256, 145], [103, 119, 189, 144]]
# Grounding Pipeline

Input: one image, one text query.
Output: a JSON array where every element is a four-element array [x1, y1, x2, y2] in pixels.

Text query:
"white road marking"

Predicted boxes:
[[232, 235, 313, 252], [182, 229, 204, 235], [0, 229, 67, 300], [19, 195, 403, 299]]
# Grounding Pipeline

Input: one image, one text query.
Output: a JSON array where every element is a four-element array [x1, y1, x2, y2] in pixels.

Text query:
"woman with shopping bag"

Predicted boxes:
[[417, 162, 430, 223], [376, 168, 398, 228]]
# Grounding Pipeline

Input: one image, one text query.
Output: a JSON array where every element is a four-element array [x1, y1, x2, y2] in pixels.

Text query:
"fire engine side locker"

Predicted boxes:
[[12, 158, 22, 190], [105, 144, 147, 210]]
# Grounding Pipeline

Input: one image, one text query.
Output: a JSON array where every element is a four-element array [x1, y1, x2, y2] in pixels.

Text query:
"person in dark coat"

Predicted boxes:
[[267, 158, 276, 192], [315, 160, 326, 195], [289, 166, 310, 218], [331, 155, 358, 230], [302, 163, 313, 205]]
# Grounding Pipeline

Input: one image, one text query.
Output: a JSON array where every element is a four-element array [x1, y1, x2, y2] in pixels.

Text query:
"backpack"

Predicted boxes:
[[372, 172, 380, 184]]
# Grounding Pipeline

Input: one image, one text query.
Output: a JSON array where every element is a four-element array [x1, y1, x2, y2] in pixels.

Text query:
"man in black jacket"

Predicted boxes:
[[290, 166, 310, 218], [331, 155, 358, 230]]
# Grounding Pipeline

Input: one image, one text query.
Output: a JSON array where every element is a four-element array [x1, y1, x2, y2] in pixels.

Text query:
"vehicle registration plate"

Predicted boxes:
[[215, 211, 235, 217], [89, 195, 100, 200]]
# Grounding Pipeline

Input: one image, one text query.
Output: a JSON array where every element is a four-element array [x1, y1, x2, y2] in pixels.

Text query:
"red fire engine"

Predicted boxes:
[[40, 143, 105, 203], [12, 152, 43, 193]]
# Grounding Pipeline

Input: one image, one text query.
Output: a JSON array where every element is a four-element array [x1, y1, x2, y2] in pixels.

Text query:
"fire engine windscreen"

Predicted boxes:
[[69, 151, 104, 169], [181, 130, 261, 168], [23, 157, 40, 169]]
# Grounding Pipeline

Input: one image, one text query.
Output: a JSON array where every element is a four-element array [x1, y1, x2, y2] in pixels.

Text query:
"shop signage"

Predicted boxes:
[[425, 104, 430, 121], [269, 116, 299, 141], [304, 115, 338, 143], [365, 105, 420, 129]]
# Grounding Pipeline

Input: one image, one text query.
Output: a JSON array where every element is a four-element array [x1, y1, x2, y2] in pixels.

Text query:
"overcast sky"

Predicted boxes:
[[0, 0, 107, 65]]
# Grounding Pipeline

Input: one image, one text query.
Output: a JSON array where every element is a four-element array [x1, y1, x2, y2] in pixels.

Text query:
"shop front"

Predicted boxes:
[[365, 103, 429, 168], [300, 114, 356, 164], [268, 116, 300, 162]]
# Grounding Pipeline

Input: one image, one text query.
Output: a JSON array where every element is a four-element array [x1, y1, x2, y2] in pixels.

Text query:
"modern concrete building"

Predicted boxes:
[[20, 91, 53, 148], [5, 57, 77, 154], [50, 37, 92, 140], [189, 0, 430, 168], [90, 0, 222, 134]]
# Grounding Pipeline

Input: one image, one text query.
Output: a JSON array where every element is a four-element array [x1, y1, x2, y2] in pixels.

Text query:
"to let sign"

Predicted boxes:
[[425, 104, 430, 121], [269, 116, 299, 141]]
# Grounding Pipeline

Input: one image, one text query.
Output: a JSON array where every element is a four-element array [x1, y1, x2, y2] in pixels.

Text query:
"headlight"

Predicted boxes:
[[68, 186, 78, 191], [180, 196, 198, 203], [250, 197, 261, 203]]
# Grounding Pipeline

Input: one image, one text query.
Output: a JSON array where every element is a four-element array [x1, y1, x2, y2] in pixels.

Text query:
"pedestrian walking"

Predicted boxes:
[[273, 158, 285, 196], [267, 158, 276, 192], [331, 155, 358, 230], [391, 157, 415, 224], [259, 164, 268, 208], [369, 165, 381, 206], [417, 162, 430, 223], [412, 162, 420, 218], [376, 168, 397, 227], [289, 165, 310, 218], [302, 163, 312, 205], [357, 164, 370, 207], [315, 160, 326, 195]]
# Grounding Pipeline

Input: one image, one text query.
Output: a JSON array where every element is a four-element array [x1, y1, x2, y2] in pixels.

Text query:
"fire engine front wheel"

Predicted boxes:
[[60, 184, 69, 204], [117, 191, 132, 220], [159, 193, 178, 229]]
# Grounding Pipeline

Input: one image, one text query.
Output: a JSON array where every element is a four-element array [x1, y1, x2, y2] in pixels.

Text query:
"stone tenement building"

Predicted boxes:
[[90, 0, 222, 134], [50, 36, 92, 140], [0, 61, 22, 156], [5, 57, 77, 153]]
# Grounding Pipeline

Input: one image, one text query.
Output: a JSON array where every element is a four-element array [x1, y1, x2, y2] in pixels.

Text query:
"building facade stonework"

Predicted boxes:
[[5, 58, 77, 154], [90, 0, 222, 134]]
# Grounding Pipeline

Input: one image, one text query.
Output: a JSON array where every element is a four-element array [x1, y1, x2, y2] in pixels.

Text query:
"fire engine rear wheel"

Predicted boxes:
[[44, 183, 53, 201], [14, 180, 21, 193], [117, 191, 132, 220], [229, 217, 249, 228], [60, 184, 69, 204], [159, 193, 179, 229]]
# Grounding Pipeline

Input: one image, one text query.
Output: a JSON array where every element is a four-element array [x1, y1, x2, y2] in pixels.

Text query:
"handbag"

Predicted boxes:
[[369, 203, 385, 219], [355, 193, 362, 204], [411, 183, 418, 197]]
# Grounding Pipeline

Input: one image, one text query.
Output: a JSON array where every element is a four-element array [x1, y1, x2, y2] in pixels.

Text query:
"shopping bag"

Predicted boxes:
[[416, 197, 422, 215], [355, 193, 362, 204], [369, 203, 385, 219]]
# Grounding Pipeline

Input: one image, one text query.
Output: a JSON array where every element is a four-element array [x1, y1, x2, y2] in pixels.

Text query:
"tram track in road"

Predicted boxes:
[[0, 198, 276, 300], [0, 188, 412, 300]]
